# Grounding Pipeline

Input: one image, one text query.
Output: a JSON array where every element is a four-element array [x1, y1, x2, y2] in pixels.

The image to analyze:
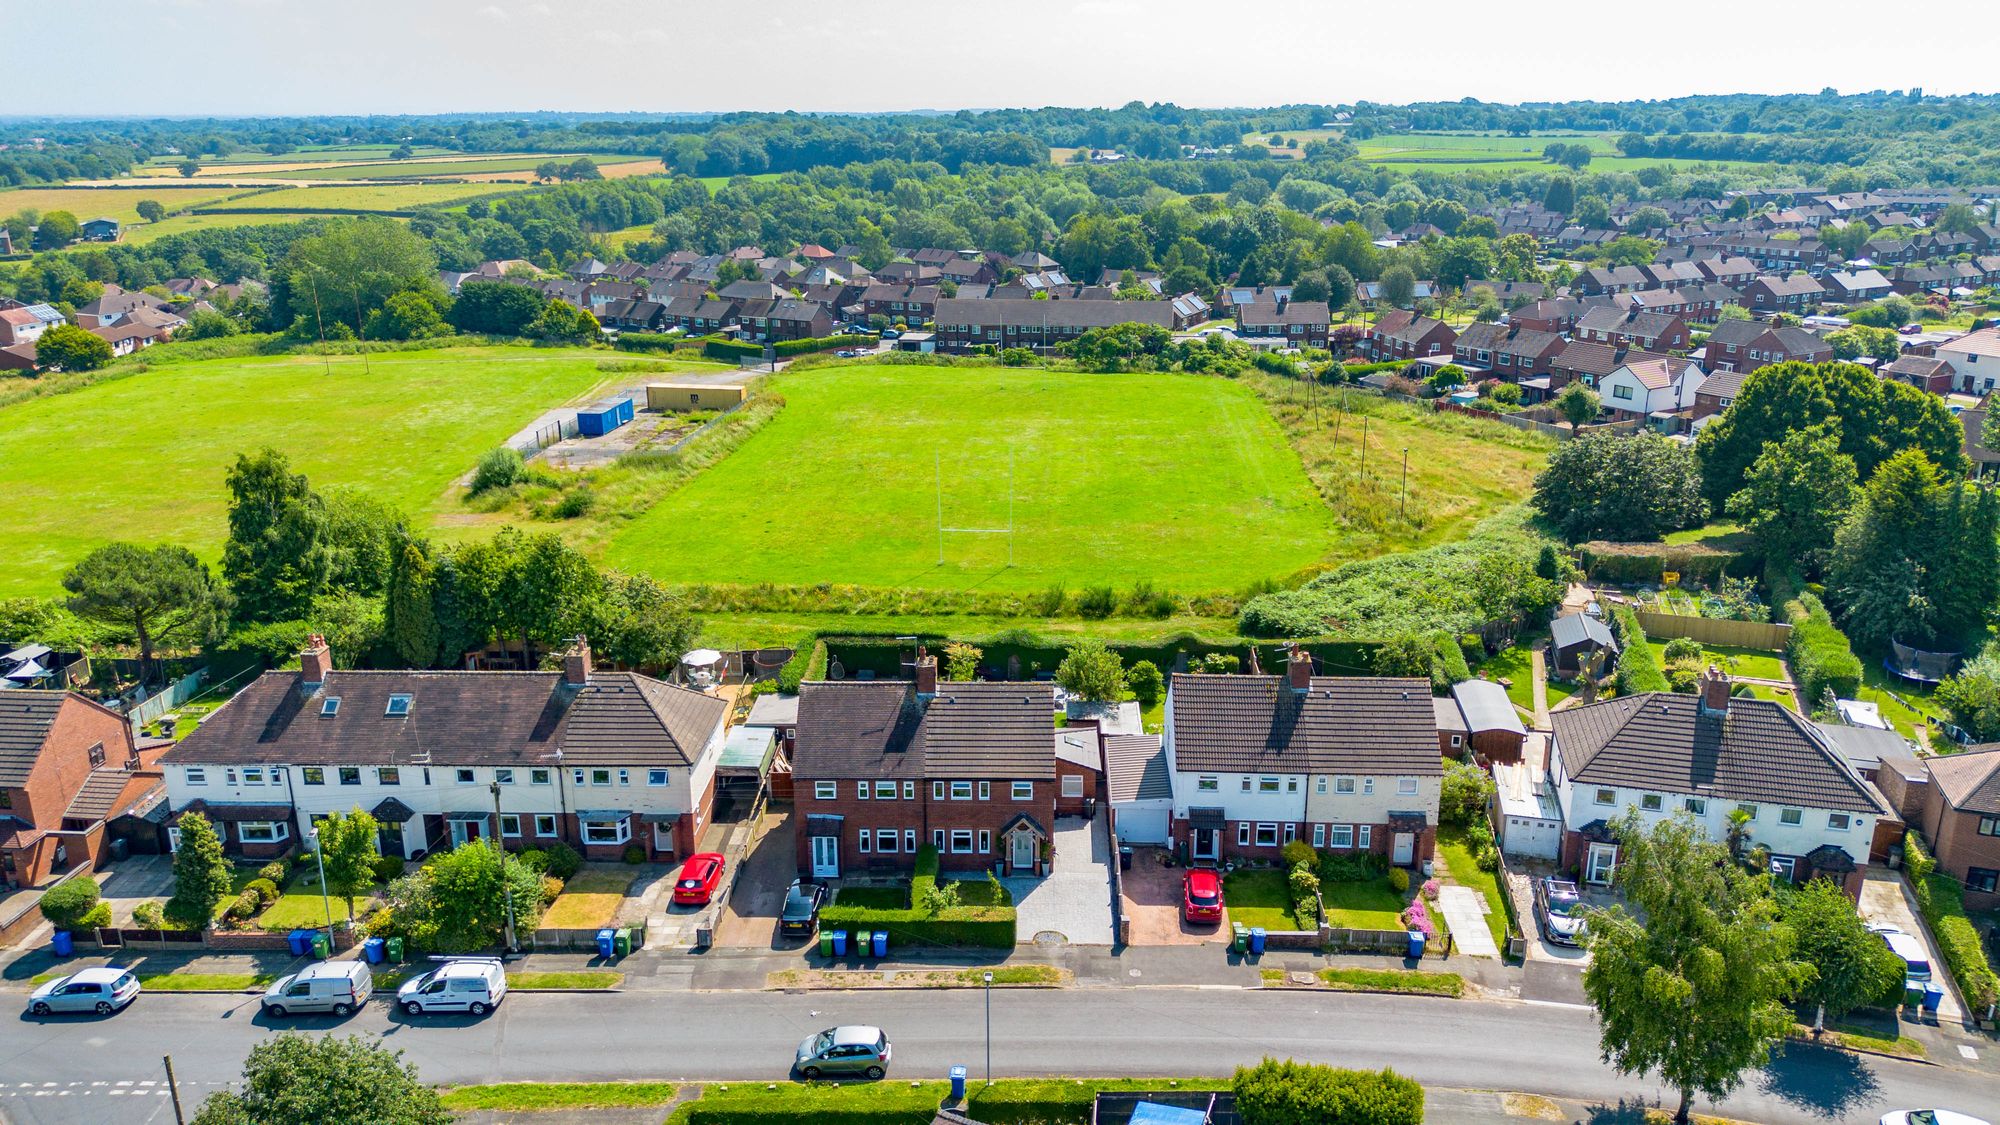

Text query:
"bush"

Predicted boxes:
[[702, 337, 763, 362], [226, 889, 261, 922], [516, 848, 549, 874], [614, 331, 691, 353], [622, 844, 646, 864], [778, 639, 829, 693], [1903, 830, 1936, 882], [540, 875, 565, 906], [1917, 873, 1999, 1009], [1232, 1059, 1424, 1125], [1662, 636, 1702, 663], [1319, 853, 1376, 884], [257, 860, 290, 885], [1438, 760, 1494, 825], [1388, 867, 1410, 893], [38, 878, 102, 931], [245, 877, 281, 907], [1785, 593, 1863, 704], [1611, 607, 1670, 693], [1075, 585, 1118, 619], [1281, 839, 1319, 869], [470, 446, 525, 494], [372, 855, 406, 882], [133, 901, 167, 930], [78, 902, 112, 929], [551, 486, 596, 519], [541, 841, 582, 880]]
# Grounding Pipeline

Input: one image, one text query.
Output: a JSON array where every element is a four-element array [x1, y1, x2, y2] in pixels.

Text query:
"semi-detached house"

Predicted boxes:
[[160, 636, 729, 864], [1164, 651, 1442, 868]]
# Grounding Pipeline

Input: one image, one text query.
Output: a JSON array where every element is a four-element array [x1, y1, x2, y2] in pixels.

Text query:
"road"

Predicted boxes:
[[0, 988, 1987, 1124]]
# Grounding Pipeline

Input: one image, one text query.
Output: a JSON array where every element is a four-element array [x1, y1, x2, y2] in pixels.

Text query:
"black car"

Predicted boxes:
[[780, 879, 826, 937]]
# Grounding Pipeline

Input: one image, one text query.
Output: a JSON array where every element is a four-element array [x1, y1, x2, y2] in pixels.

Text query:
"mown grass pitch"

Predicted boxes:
[[604, 364, 1341, 595]]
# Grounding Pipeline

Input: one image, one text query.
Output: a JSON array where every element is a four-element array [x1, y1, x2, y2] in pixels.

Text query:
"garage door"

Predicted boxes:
[[1113, 802, 1170, 845], [1501, 815, 1560, 860]]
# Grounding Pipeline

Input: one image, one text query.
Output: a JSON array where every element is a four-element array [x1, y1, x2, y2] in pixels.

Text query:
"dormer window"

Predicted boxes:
[[321, 698, 341, 717], [385, 694, 412, 716]]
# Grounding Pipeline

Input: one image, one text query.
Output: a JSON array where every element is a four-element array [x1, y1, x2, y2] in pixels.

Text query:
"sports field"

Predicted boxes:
[[0, 347, 636, 595], [603, 365, 1341, 595]]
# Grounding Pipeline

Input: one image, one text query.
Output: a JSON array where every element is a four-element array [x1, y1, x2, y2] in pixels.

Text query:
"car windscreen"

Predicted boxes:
[[1189, 890, 1220, 906], [1547, 893, 1579, 916], [812, 1031, 834, 1052]]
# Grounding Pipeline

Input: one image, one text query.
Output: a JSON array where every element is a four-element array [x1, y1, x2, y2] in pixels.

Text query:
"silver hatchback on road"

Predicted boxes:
[[28, 967, 141, 1016], [795, 1025, 892, 1080]]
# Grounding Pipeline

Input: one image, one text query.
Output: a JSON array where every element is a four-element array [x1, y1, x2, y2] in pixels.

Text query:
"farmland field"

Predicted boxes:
[[130, 144, 464, 174], [1243, 130, 1770, 172], [261, 153, 643, 180], [0, 185, 259, 225], [0, 347, 654, 595], [198, 182, 538, 212], [603, 364, 1341, 595], [120, 210, 346, 244]]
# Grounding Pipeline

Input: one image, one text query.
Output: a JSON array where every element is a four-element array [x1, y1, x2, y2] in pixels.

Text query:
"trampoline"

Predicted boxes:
[[1885, 638, 1958, 685]]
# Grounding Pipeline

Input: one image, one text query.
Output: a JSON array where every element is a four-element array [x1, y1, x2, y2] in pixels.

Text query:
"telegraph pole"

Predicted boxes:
[[163, 1055, 186, 1125], [1400, 448, 1410, 520]]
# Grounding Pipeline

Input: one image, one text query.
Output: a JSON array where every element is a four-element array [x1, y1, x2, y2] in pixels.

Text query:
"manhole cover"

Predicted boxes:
[[1288, 972, 1316, 986], [1032, 930, 1069, 946]]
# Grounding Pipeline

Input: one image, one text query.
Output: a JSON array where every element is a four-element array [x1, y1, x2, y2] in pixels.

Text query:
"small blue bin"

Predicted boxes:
[[363, 937, 386, 964], [1922, 982, 1944, 1014], [51, 930, 73, 958], [1248, 927, 1267, 955], [871, 929, 887, 958], [832, 930, 848, 956], [596, 928, 617, 959], [948, 1065, 968, 1102], [287, 929, 313, 957], [1407, 929, 1427, 960]]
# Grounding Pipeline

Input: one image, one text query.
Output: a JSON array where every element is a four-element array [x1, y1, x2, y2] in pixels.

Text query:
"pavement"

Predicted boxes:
[[96, 856, 175, 927], [1003, 813, 1115, 946], [1435, 884, 1499, 958]]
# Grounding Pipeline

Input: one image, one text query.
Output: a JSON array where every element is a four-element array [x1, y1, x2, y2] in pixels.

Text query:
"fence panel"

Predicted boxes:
[[124, 668, 210, 731], [1633, 610, 1791, 651]]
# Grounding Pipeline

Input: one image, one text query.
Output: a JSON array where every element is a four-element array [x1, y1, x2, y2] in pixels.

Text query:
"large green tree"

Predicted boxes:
[[189, 1033, 450, 1125], [33, 210, 79, 249], [1786, 877, 1905, 1025], [165, 813, 233, 931], [1582, 813, 1806, 1125], [449, 280, 546, 335], [313, 809, 381, 921], [586, 572, 699, 672], [222, 448, 334, 622], [62, 543, 225, 686], [1552, 381, 1600, 428], [385, 540, 441, 667], [1725, 428, 1859, 567], [282, 217, 437, 333], [1531, 431, 1707, 542], [1828, 449, 2000, 649], [381, 840, 541, 952], [34, 323, 114, 372], [493, 531, 601, 666], [1055, 638, 1126, 703], [1695, 361, 1966, 506]]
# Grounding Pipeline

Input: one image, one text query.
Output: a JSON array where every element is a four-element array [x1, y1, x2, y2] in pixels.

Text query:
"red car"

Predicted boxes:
[[1182, 868, 1223, 925], [673, 852, 726, 906]]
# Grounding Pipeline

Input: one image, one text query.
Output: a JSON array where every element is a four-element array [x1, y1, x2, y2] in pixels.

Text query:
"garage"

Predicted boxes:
[[1494, 760, 1561, 860], [1105, 733, 1172, 845]]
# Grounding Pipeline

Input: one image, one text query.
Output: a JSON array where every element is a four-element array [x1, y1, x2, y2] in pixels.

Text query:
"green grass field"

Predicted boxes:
[[200, 182, 536, 212], [0, 347, 629, 595], [261, 153, 644, 181], [131, 144, 464, 172], [121, 210, 347, 244], [602, 365, 1340, 595], [0, 185, 259, 225]]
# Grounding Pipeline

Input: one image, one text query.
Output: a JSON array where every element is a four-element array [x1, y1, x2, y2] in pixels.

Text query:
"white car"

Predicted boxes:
[[28, 967, 140, 1016], [1880, 1112, 1991, 1125], [397, 958, 507, 1016], [1867, 923, 1934, 982]]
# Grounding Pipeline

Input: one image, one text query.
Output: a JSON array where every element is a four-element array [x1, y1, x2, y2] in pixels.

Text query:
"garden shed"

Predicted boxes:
[[1550, 612, 1617, 677], [575, 397, 634, 437]]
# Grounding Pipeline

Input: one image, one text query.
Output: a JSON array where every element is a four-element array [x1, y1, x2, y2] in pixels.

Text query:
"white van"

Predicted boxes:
[[262, 961, 372, 1017], [396, 958, 507, 1016], [1869, 924, 1933, 982]]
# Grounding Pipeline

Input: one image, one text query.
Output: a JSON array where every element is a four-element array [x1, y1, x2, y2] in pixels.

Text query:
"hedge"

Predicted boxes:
[[615, 331, 697, 353], [1914, 871, 1999, 1009], [1232, 1060, 1425, 1125], [1575, 541, 1750, 586], [38, 877, 102, 931], [1785, 593, 1862, 704], [817, 846, 1016, 949], [777, 639, 828, 692], [1611, 607, 1669, 693], [667, 1079, 1204, 1125], [772, 333, 875, 358], [703, 337, 764, 361]]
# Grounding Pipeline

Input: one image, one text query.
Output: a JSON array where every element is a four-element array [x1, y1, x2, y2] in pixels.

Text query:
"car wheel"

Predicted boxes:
[[801, 1066, 821, 1081], [469, 1001, 489, 1015], [332, 1002, 353, 1016], [30, 1002, 50, 1016], [265, 1004, 286, 1018], [402, 1000, 423, 1016], [865, 1065, 884, 1080], [95, 1001, 113, 1015]]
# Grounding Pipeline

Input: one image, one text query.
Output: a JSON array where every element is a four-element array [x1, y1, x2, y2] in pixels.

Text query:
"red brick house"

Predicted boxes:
[[1365, 310, 1456, 362], [792, 655, 1056, 877], [1880, 355, 1956, 396], [1, 691, 165, 890], [1574, 307, 1690, 353], [1874, 746, 2000, 909], [1699, 320, 1833, 374]]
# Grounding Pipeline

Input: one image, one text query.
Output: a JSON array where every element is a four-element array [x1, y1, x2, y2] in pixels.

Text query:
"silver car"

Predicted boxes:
[[28, 967, 141, 1016], [795, 1025, 891, 1080]]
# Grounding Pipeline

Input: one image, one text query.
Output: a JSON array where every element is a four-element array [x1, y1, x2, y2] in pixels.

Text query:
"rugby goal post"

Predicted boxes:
[[936, 449, 1015, 567]]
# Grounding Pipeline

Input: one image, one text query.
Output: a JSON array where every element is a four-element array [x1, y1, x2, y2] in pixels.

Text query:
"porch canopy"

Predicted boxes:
[[1186, 807, 1227, 832]]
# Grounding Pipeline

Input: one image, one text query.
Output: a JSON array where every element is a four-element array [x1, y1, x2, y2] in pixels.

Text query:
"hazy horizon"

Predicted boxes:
[[9, 0, 1999, 119]]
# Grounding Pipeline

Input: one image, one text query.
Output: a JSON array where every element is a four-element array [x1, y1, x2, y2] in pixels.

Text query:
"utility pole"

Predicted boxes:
[[306, 823, 333, 944], [492, 781, 518, 952], [305, 268, 331, 377], [1360, 417, 1370, 480], [163, 1055, 186, 1125], [1400, 448, 1410, 520], [983, 970, 994, 1086]]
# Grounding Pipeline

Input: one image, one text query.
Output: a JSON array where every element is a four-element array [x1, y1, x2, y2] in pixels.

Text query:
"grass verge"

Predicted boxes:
[[440, 1081, 686, 1112], [1793, 1022, 1925, 1059], [506, 971, 623, 989], [1318, 967, 1464, 997], [33, 968, 278, 991]]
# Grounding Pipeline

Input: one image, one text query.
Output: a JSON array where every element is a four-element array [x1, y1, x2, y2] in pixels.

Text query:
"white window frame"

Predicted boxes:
[[1241, 777, 1252, 793], [648, 769, 669, 786], [1335, 777, 1355, 794], [590, 769, 611, 786], [534, 814, 557, 837], [902, 781, 915, 800], [495, 768, 515, 784], [1258, 776, 1280, 794], [979, 781, 992, 800], [857, 781, 869, 799], [951, 829, 974, 854], [1362, 778, 1374, 795], [876, 829, 899, 853], [875, 781, 897, 800], [1061, 775, 1085, 798], [1254, 823, 1280, 848], [1284, 823, 1297, 843], [905, 829, 916, 853], [1358, 825, 1372, 849], [815, 781, 838, 800], [618, 769, 630, 786], [1237, 822, 1251, 846], [1779, 808, 1803, 826], [1331, 824, 1354, 849], [1012, 781, 1033, 801], [1640, 794, 1663, 811], [1197, 776, 1219, 792], [1594, 788, 1617, 806], [500, 814, 521, 838], [1286, 777, 1300, 794], [1315, 776, 1327, 794], [530, 768, 550, 785], [934, 829, 946, 850], [1684, 797, 1706, 815], [1828, 813, 1851, 831], [242, 767, 264, 786], [582, 818, 630, 846], [858, 830, 872, 853], [238, 821, 289, 844], [1738, 804, 1759, 821], [1312, 824, 1326, 847], [951, 781, 973, 800], [977, 829, 991, 854], [185, 767, 206, 785], [1396, 778, 1419, 796], [933, 781, 946, 800]]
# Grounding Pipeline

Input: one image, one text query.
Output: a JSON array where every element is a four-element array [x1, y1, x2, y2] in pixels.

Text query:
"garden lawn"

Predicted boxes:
[[605, 365, 1341, 596], [1321, 879, 1408, 930], [1435, 826, 1511, 954], [0, 347, 631, 595], [254, 878, 373, 932], [540, 866, 638, 930], [1476, 644, 1538, 712], [1856, 658, 1946, 742], [1645, 641, 1788, 682], [1223, 868, 1308, 930]]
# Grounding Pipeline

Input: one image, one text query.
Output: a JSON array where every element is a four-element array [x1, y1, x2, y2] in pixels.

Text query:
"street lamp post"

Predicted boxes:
[[983, 971, 994, 1086], [491, 782, 518, 952], [304, 823, 333, 944]]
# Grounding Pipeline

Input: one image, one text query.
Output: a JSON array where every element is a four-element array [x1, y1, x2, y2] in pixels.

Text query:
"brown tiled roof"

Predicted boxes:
[[1166, 674, 1441, 775], [1551, 694, 1887, 814], [560, 673, 727, 768], [0, 690, 66, 787], [1928, 745, 2000, 816], [793, 680, 1056, 781], [1104, 734, 1170, 802], [63, 768, 142, 822]]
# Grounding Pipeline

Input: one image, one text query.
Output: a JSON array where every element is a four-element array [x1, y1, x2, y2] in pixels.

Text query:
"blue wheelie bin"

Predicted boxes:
[[949, 1065, 968, 1102], [1248, 927, 1267, 955], [286, 929, 312, 957], [51, 930, 73, 958], [1407, 929, 1427, 960], [596, 928, 616, 959], [831, 930, 848, 956], [363, 937, 386, 964], [1922, 982, 1944, 1018], [871, 929, 888, 958]]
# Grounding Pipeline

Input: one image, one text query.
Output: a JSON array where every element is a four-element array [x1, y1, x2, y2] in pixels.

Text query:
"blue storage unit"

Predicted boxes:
[[576, 397, 634, 437], [51, 930, 73, 957]]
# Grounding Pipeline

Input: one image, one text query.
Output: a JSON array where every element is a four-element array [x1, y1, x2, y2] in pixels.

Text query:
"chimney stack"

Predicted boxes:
[[915, 646, 938, 698], [563, 635, 592, 687], [1288, 647, 1313, 693], [299, 634, 332, 685], [1698, 664, 1731, 715]]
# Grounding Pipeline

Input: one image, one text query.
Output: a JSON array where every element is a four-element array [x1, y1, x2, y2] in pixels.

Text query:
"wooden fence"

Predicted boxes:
[[1633, 610, 1791, 651], [124, 667, 210, 732]]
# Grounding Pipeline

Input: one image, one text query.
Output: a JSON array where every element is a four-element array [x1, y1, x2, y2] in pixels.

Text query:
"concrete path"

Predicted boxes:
[[1435, 885, 1499, 958], [1859, 868, 1965, 1026], [1529, 644, 1551, 729], [1003, 813, 1115, 946]]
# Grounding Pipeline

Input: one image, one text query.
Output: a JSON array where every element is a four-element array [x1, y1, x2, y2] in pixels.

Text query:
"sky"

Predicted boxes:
[[7, 0, 1998, 118]]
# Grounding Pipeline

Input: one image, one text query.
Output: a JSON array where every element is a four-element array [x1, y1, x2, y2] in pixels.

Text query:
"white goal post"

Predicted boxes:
[[935, 449, 1015, 566]]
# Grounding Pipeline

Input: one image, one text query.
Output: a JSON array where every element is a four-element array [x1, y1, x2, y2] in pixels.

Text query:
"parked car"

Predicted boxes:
[[835, 349, 861, 357], [1868, 924, 1933, 982], [1880, 1112, 1991, 1125], [780, 880, 827, 937], [880, 328, 901, 339], [674, 852, 726, 906], [1535, 878, 1587, 946], [795, 1025, 892, 1080], [397, 958, 507, 1016], [27, 966, 141, 1016], [1182, 868, 1223, 925], [263, 961, 371, 1017]]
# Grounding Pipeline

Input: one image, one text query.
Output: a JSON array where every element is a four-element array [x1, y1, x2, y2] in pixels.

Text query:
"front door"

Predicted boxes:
[[1009, 830, 1036, 871], [810, 836, 839, 879], [1391, 832, 1415, 866], [652, 821, 675, 858], [451, 819, 484, 847], [377, 825, 405, 859], [1585, 842, 1618, 885], [1191, 828, 1219, 862]]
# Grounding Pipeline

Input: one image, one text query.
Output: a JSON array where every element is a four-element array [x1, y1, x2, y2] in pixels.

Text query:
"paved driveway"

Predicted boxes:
[[1435, 885, 1498, 957], [1004, 813, 1114, 945], [97, 855, 175, 926], [713, 810, 799, 950], [1859, 868, 1963, 1024], [1119, 847, 1223, 945]]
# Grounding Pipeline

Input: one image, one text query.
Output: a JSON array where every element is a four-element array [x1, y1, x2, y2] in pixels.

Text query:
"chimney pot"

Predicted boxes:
[[1699, 664, 1731, 714], [1288, 648, 1313, 692], [563, 635, 592, 687], [299, 634, 332, 685]]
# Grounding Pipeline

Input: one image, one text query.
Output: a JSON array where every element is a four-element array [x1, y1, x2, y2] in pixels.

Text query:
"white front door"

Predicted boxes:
[[1586, 842, 1618, 885], [1010, 831, 1036, 870], [652, 822, 675, 857], [1391, 832, 1415, 866], [810, 836, 839, 879]]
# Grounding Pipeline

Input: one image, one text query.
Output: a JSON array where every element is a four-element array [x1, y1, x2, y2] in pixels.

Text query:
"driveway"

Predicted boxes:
[[1859, 868, 1963, 1024], [713, 809, 798, 950], [1120, 847, 1223, 945], [1004, 813, 1115, 945], [97, 855, 175, 926], [1435, 885, 1499, 957], [1503, 861, 1591, 1002]]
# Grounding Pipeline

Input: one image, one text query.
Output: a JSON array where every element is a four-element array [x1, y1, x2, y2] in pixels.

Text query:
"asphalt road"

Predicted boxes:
[[0, 988, 1988, 1124]]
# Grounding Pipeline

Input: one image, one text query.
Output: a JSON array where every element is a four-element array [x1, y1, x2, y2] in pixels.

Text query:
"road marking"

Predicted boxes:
[[1959, 1045, 1979, 1059]]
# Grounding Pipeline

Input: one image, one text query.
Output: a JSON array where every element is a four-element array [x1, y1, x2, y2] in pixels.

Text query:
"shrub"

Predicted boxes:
[[1233, 1059, 1425, 1125], [1918, 873, 1999, 1008], [1399, 898, 1435, 937], [1127, 659, 1165, 708], [1611, 607, 1670, 693], [1319, 853, 1376, 884], [1388, 867, 1410, 893], [542, 841, 582, 880], [516, 848, 549, 874], [540, 875, 565, 906], [133, 901, 167, 930], [245, 877, 281, 907], [622, 843, 646, 864], [1903, 830, 1936, 882], [470, 446, 525, 494], [371, 855, 406, 882], [1280, 839, 1319, 870], [79, 902, 112, 929], [226, 889, 261, 922], [1439, 760, 1494, 825], [1785, 593, 1863, 704], [1075, 585, 1118, 619], [257, 860, 291, 884], [1663, 636, 1703, 663], [38, 878, 103, 930], [551, 486, 596, 519], [702, 337, 763, 362], [1420, 878, 1441, 901]]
